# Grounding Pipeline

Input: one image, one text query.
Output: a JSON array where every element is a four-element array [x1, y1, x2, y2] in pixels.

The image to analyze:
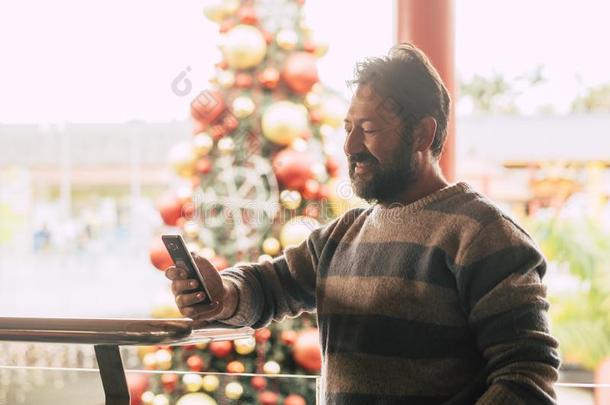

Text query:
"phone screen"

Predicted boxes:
[[162, 234, 214, 306]]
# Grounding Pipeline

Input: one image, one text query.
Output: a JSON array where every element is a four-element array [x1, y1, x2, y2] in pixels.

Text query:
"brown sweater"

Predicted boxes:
[[220, 182, 560, 404]]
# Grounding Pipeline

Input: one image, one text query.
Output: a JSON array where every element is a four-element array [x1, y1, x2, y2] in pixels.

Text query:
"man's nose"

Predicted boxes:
[[343, 128, 365, 157]]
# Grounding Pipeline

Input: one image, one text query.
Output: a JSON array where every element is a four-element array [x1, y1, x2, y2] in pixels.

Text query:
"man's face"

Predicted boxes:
[[343, 84, 418, 203]]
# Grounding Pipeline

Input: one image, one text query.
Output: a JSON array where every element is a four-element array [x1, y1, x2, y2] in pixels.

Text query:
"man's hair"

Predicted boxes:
[[349, 42, 451, 158]]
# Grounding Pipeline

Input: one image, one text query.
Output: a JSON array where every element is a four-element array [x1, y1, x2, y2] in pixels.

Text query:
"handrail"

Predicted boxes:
[[0, 317, 253, 345], [0, 317, 254, 405]]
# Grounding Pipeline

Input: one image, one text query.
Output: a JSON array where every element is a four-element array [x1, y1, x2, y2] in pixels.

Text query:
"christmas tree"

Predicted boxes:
[[143, 0, 364, 404]]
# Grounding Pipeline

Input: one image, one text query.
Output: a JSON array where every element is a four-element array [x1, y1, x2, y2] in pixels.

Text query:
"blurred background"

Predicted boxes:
[[2, 0, 610, 404]]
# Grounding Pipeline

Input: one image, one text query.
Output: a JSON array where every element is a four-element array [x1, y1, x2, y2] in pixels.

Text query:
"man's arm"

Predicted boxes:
[[217, 209, 363, 328], [455, 215, 561, 405]]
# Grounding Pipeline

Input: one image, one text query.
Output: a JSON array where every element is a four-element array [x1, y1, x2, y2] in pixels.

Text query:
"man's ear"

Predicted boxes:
[[413, 117, 437, 153]]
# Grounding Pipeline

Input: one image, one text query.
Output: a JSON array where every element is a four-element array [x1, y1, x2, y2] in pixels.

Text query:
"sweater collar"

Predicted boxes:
[[369, 182, 471, 219]]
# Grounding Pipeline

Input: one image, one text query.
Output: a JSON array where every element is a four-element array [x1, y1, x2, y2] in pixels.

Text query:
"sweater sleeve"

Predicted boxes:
[[455, 215, 561, 405], [217, 209, 362, 328]]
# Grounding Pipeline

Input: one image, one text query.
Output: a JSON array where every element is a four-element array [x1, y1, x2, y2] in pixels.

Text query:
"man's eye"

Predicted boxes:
[[363, 129, 378, 134]]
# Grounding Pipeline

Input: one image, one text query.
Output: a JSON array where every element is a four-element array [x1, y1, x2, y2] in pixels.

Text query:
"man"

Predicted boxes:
[[166, 43, 560, 404]]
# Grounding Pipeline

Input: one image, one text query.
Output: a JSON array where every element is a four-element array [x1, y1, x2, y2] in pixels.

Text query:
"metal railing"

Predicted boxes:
[[0, 317, 253, 405]]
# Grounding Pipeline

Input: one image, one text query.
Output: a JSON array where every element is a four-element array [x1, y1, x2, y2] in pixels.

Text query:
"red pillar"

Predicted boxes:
[[396, 0, 456, 181]]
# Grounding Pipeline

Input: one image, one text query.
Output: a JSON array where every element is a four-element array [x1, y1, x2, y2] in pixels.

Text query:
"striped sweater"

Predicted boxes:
[[220, 182, 560, 404]]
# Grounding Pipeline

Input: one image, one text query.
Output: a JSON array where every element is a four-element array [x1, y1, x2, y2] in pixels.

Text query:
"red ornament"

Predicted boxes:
[[272, 148, 315, 192], [227, 360, 246, 374], [302, 41, 316, 53], [191, 90, 225, 127], [235, 73, 254, 88], [302, 179, 320, 200], [280, 330, 297, 346], [325, 156, 340, 177], [257, 67, 280, 90], [261, 29, 274, 44], [223, 114, 239, 131], [317, 184, 330, 200], [259, 391, 279, 405], [210, 124, 226, 140], [215, 60, 229, 70], [209, 340, 233, 358], [250, 376, 267, 391], [181, 201, 195, 220], [309, 109, 322, 124], [196, 157, 213, 174], [293, 328, 322, 372], [126, 373, 149, 405], [175, 217, 187, 228], [219, 19, 236, 33], [210, 255, 229, 271], [187, 355, 204, 372], [161, 373, 179, 393], [149, 238, 173, 271], [282, 52, 319, 94], [254, 327, 272, 343], [284, 394, 306, 405], [237, 6, 258, 24], [157, 194, 183, 226]]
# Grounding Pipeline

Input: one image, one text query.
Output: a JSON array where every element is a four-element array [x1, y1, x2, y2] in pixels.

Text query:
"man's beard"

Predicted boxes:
[[348, 140, 417, 204]]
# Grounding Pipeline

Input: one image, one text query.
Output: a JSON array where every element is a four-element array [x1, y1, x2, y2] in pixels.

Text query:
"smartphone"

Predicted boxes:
[[162, 234, 214, 306]]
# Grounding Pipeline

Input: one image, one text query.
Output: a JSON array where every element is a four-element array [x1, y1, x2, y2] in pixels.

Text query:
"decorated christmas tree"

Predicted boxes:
[[143, 0, 364, 404]]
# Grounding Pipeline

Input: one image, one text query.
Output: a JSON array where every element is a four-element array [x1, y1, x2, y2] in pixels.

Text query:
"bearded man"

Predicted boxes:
[[166, 43, 560, 404]]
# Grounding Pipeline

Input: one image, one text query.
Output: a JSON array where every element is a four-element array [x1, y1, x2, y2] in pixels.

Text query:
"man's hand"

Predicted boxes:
[[165, 252, 237, 325]]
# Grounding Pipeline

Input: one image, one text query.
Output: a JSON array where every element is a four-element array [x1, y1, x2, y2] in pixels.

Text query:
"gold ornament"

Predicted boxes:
[[151, 304, 181, 319], [155, 349, 173, 370], [313, 40, 329, 58], [225, 382, 243, 400], [199, 247, 216, 260], [280, 216, 320, 248], [176, 186, 193, 202], [276, 29, 298, 50], [176, 393, 218, 405], [258, 254, 273, 263], [137, 345, 156, 360], [152, 394, 170, 405], [142, 353, 157, 369], [217, 137, 235, 155], [141, 391, 155, 405], [291, 138, 307, 152], [319, 124, 335, 140], [196, 341, 209, 350], [182, 373, 203, 392], [305, 92, 321, 109], [231, 96, 255, 118], [168, 142, 197, 177], [327, 178, 369, 216], [221, 25, 267, 69], [202, 0, 239, 22], [262, 237, 281, 255], [263, 360, 281, 375], [320, 96, 347, 128], [202, 375, 220, 392], [216, 70, 235, 89], [183, 221, 201, 239], [261, 101, 308, 145], [280, 190, 302, 210], [193, 133, 214, 157], [234, 337, 256, 355]]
